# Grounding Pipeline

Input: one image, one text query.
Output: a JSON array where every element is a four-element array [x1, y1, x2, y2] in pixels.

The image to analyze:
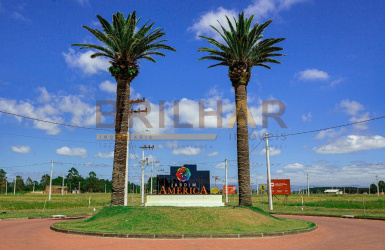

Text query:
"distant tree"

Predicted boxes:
[[86, 171, 99, 192], [25, 177, 33, 191], [0, 169, 7, 193], [370, 183, 377, 194], [15, 176, 24, 192], [40, 174, 50, 190], [66, 167, 82, 192]]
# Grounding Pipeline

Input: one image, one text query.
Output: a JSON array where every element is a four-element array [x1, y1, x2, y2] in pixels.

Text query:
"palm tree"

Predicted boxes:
[[72, 11, 176, 206], [198, 12, 285, 206]]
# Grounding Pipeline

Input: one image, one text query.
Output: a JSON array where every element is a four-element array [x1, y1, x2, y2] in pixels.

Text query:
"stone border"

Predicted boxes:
[[50, 224, 318, 239], [271, 213, 385, 221], [0, 216, 88, 222]]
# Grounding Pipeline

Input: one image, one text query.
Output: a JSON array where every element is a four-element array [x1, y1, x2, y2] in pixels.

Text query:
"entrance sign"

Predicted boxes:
[[271, 179, 291, 195], [223, 185, 236, 194], [259, 184, 267, 192], [157, 165, 210, 195]]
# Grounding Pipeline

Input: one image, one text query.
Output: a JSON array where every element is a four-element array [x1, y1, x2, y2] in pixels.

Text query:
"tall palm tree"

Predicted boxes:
[[72, 11, 176, 206], [198, 12, 285, 206]]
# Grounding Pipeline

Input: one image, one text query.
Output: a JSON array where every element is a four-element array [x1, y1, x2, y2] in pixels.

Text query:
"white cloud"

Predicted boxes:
[[339, 99, 364, 116], [99, 80, 116, 94], [93, 151, 113, 159], [207, 151, 219, 157], [314, 128, 345, 140], [56, 146, 88, 158], [171, 147, 203, 156], [302, 112, 312, 122], [283, 163, 305, 170], [63, 48, 110, 75], [296, 69, 329, 81], [12, 12, 30, 22], [252, 146, 281, 156], [338, 99, 369, 130], [37, 87, 51, 103], [189, 7, 237, 40], [313, 135, 385, 154], [214, 162, 225, 169], [76, 0, 89, 6], [11, 145, 31, 154], [189, 0, 307, 39]]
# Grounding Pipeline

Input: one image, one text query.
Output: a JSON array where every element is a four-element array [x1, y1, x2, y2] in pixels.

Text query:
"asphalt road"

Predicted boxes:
[[0, 215, 384, 250]]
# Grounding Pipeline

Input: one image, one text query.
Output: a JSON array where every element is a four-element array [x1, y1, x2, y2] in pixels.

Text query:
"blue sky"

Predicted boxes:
[[1, 0, 385, 189]]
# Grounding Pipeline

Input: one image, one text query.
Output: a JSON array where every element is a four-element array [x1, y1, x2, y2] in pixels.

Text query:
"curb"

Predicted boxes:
[[0, 215, 89, 222], [271, 213, 385, 221], [49, 225, 318, 239]]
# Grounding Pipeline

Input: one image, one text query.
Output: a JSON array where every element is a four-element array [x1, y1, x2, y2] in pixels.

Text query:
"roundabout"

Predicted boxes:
[[1, 215, 384, 249]]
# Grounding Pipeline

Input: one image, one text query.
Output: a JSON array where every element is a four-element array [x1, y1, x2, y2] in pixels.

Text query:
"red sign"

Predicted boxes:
[[271, 179, 291, 195], [223, 185, 236, 194]]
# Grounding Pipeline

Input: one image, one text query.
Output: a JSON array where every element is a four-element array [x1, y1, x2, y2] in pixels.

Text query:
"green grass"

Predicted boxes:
[[1, 193, 385, 220], [246, 194, 385, 219], [53, 206, 315, 235]]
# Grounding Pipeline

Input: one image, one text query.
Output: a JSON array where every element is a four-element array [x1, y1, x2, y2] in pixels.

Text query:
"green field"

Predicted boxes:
[[1, 193, 384, 219], [53, 206, 315, 235]]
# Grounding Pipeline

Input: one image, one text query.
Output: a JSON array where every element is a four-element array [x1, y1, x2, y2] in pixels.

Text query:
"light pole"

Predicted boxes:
[[157, 169, 164, 193], [377, 176, 380, 197], [140, 145, 153, 204], [125, 128, 150, 206], [225, 159, 228, 203], [13, 177, 16, 195], [265, 133, 273, 211], [307, 173, 310, 197], [62, 174, 64, 196], [48, 160, 53, 201], [150, 161, 160, 195]]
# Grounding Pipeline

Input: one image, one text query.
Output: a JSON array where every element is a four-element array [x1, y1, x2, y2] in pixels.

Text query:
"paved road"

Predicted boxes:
[[0, 215, 384, 250]]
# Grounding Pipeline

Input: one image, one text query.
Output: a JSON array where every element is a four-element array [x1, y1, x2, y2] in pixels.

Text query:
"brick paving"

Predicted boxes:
[[0, 215, 384, 249]]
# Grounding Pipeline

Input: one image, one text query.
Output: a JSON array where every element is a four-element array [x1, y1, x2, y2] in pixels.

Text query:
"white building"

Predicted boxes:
[[324, 189, 343, 194]]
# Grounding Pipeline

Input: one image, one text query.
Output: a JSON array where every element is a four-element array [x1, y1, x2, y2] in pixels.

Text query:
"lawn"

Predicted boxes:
[[53, 206, 315, 235], [1, 193, 385, 219]]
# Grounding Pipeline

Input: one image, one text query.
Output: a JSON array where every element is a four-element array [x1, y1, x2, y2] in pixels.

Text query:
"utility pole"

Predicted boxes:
[[6, 180, 7, 195], [78, 182, 81, 193], [212, 176, 219, 188], [225, 158, 228, 203], [265, 133, 273, 211], [125, 98, 147, 206], [48, 160, 53, 201], [307, 174, 310, 197], [377, 176, 380, 197], [256, 178, 259, 195], [13, 177, 16, 195], [140, 145, 154, 204], [62, 174, 64, 196], [33, 182, 35, 193], [105, 183, 107, 193], [150, 161, 160, 195]]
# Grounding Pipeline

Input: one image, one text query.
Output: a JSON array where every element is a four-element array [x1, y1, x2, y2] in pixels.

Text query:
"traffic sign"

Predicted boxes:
[[259, 184, 267, 192]]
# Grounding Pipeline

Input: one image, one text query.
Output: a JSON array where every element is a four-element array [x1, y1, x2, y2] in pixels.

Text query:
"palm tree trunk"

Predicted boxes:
[[234, 82, 252, 206], [111, 76, 131, 206]]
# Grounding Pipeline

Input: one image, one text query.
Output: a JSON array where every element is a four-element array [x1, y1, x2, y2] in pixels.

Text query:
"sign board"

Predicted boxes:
[[223, 185, 236, 194], [259, 184, 267, 192], [157, 165, 210, 194], [211, 187, 219, 194], [271, 179, 291, 195]]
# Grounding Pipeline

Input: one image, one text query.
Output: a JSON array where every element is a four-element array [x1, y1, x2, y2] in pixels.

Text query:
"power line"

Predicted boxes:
[[0, 110, 113, 131], [284, 115, 385, 137], [0, 132, 98, 144]]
